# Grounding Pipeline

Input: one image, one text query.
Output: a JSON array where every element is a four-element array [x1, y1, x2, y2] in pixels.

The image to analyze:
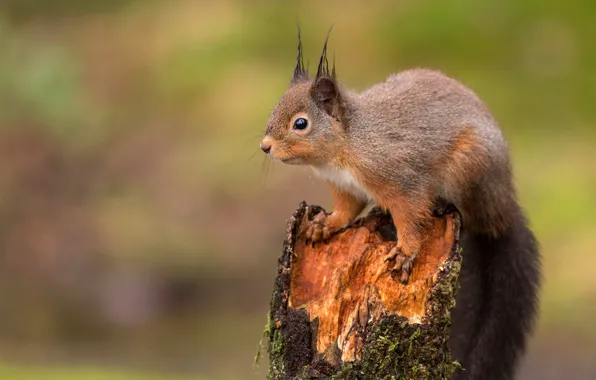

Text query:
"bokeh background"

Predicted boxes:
[[0, 0, 595, 379]]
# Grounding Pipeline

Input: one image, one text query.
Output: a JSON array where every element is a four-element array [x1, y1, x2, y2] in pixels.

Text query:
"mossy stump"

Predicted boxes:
[[266, 202, 462, 380]]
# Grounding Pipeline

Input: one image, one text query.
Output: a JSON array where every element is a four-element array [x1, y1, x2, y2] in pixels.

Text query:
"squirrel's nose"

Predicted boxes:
[[260, 142, 271, 154]]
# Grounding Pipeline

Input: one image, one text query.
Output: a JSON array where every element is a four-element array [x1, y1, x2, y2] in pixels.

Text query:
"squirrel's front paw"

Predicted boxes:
[[305, 212, 338, 244], [385, 245, 417, 284]]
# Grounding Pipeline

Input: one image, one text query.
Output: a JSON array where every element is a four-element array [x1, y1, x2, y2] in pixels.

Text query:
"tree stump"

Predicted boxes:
[[265, 202, 462, 379]]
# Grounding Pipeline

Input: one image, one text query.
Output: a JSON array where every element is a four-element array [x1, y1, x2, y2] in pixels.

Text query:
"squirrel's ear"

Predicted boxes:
[[312, 77, 339, 116]]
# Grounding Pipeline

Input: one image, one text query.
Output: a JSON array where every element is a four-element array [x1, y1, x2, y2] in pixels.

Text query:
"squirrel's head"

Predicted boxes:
[[260, 27, 347, 165]]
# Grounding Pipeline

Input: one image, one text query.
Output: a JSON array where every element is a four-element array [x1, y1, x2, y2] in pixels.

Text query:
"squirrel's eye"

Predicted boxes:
[[293, 118, 308, 130]]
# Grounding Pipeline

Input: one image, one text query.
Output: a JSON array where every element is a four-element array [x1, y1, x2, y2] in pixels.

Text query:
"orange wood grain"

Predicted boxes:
[[289, 213, 456, 361]]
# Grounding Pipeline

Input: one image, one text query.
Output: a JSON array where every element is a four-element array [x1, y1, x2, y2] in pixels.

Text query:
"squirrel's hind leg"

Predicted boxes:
[[383, 197, 434, 284]]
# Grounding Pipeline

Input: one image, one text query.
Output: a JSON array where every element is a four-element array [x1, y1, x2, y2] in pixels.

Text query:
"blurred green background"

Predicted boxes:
[[0, 0, 595, 379]]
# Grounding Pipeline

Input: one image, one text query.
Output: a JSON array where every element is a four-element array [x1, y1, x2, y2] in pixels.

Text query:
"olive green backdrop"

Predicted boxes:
[[0, 0, 595, 379]]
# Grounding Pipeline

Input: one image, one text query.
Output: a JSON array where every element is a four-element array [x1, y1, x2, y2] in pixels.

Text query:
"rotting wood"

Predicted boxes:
[[265, 201, 462, 379]]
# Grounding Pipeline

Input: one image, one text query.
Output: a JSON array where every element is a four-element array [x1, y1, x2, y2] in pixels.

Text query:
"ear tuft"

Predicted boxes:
[[291, 24, 309, 84], [316, 25, 335, 80]]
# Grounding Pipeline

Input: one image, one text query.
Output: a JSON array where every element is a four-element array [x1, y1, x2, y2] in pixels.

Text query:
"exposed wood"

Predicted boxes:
[[266, 202, 462, 379]]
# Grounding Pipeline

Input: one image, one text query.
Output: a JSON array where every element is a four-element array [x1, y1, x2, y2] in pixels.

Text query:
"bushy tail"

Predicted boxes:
[[450, 207, 541, 380]]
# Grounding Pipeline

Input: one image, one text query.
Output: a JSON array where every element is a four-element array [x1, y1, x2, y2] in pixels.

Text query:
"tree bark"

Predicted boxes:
[[265, 202, 462, 380]]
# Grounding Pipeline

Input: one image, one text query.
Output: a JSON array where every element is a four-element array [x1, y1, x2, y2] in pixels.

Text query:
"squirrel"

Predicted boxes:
[[260, 27, 541, 380]]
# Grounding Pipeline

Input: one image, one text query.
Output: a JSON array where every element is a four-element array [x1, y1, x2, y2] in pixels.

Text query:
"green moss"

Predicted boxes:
[[330, 315, 456, 380], [267, 327, 286, 379]]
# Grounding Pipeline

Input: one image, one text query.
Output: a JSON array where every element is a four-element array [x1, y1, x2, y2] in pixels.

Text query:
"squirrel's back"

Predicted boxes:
[[347, 68, 516, 236], [354, 68, 505, 157]]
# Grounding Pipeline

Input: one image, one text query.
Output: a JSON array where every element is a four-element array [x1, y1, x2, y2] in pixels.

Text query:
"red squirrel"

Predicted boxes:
[[260, 27, 541, 380]]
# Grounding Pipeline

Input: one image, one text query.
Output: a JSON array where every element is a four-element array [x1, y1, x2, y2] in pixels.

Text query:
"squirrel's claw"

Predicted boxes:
[[386, 245, 416, 284], [304, 211, 329, 245], [311, 226, 324, 242], [304, 211, 339, 245]]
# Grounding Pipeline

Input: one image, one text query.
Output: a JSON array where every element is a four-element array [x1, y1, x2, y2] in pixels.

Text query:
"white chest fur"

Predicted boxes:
[[310, 164, 372, 202]]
